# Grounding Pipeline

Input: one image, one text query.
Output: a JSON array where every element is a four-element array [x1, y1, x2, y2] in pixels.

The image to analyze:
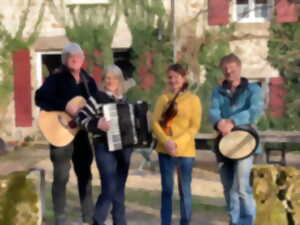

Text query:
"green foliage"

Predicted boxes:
[[123, 0, 166, 29], [196, 26, 234, 132], [125, 2, 234, 133], [0, 1, 45, 109], [0, 171, 39, 225], [266, 22, 300, 130], [199, 26, 235, 68], [126, 43, 173, 108], [0, 17, 13, 109], [64, 0, 122, 70], [125, 0, 173, 108]]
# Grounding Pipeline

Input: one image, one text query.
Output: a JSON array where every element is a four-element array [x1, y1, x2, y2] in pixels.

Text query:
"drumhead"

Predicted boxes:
[[217, 126, 259, 160]]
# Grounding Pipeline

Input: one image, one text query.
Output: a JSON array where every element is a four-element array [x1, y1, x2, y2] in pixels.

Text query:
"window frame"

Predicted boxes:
[[233, 0, 273, 23]]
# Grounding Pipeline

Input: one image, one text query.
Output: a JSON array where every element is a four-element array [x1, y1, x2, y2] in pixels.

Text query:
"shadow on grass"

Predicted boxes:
[[43, 183, 226, 225]]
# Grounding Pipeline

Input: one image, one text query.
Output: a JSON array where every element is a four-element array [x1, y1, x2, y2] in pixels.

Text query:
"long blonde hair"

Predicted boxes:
[[99, 64, 126, 96]]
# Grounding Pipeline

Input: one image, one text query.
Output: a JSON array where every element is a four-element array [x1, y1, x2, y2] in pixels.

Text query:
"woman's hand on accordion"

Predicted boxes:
[[97, 117, 111, 132], [164, 140, 177, 157]]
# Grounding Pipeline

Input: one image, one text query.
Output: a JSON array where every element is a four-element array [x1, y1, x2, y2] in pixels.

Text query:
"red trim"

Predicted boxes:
[[269, 77, 287, 118], [208, 0, 229, 25], [276, 0, 298, 23], [13, 49, 32, 127], [92, 66, 102, 85]]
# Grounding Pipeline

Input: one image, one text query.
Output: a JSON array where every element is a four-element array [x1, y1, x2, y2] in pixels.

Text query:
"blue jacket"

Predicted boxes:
[[209, 78, 264, 153]]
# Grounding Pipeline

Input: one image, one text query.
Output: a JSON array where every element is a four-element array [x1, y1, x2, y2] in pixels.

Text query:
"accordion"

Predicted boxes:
[[102, 101, 152, 151]]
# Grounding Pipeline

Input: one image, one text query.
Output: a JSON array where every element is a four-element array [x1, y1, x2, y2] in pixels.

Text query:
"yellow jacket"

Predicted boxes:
[[152, 91, 202, 157]]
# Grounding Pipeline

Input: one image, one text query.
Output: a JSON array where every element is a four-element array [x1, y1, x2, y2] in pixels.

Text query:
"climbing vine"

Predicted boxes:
[[261, 21, 300, 131], [196, 26, 234, 132], [124, 0, 173, 108], [48, 0, 122, 72], [0, 0, 45, 110], [124, 1, 235, 133]]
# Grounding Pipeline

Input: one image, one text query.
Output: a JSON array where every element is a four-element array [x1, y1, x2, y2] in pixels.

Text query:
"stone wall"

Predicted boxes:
[[0, 0, 281, 141], [0, 169, 43, 225], [230, 23, 279, 80], [170, 0, 279, 81]]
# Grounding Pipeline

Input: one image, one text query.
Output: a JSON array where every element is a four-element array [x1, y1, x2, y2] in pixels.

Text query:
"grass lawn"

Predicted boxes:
[[43, 183, 226, 224]]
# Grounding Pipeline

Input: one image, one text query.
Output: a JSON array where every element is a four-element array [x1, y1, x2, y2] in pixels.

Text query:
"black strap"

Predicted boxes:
[[80, 71, 92, 98]]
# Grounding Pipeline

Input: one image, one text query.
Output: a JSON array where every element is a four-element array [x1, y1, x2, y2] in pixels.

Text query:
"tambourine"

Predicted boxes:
[[216, 125, 259, 160]]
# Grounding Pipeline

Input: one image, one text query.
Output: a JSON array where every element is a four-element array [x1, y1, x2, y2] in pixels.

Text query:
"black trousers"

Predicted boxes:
[[50, 130, 94, 225]]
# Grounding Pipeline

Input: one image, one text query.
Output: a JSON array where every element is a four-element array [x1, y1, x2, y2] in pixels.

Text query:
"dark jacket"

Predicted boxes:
[[35, 65, 98, 111]]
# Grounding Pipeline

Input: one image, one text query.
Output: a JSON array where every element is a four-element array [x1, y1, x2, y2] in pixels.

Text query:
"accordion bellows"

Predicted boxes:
[[103, 101, 152, 151]]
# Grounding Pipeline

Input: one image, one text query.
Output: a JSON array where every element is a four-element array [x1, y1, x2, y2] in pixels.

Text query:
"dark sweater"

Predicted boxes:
[[35, 65, 98, 111]]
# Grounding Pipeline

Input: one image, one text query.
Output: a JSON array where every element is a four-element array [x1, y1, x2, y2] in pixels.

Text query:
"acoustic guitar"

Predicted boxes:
[[38, 96, 86, 147]]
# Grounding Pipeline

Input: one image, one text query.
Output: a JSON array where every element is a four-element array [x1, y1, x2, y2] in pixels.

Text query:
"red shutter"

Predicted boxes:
[[92, 49, 102, 85], [13, 49, 32, 127], [276, 0, 298, 23], [208, 0, 229, 25], [82, 50, 88, 70], [269, 77, 287, 118], [92, 65, 102, 85]]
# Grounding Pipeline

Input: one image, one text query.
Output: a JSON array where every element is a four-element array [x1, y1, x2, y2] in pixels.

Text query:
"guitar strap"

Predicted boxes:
[[80, 71, 92, 98]]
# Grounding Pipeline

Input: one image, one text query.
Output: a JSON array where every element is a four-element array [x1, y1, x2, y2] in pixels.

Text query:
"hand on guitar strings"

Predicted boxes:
[[164, 140, 177, 157], [97, 117, 111, 132], [217, 119, 234, 136]]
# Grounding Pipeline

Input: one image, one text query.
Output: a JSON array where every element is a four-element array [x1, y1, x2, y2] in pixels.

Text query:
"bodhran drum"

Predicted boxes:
[[216, 126, 259, 160]]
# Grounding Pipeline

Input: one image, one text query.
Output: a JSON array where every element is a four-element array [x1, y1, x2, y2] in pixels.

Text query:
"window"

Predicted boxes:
[[234, 0, 273, 23], [66, 0, 109, 5], [35, 51, 61, 87]]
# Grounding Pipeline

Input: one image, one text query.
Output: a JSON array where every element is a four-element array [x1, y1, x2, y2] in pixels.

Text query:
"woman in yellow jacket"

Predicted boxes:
[[152, 64, 202, 225]]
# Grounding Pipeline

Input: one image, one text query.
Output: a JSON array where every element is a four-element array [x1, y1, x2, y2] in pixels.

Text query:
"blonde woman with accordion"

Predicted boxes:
[[77, 65, 133, 225]]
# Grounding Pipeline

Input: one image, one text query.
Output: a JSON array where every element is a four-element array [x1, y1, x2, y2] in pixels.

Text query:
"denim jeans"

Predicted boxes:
[[50, 130, 94, 225], [158, 153, 194, 225], [216, 153, 256, 225], [93, 142, 133, 225]]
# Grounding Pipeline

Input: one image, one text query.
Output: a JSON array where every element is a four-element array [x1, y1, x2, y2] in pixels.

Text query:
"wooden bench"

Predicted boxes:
[[195, 131, 300, 166], [137, 131, 300, 171], [259, 131, 300, 165]]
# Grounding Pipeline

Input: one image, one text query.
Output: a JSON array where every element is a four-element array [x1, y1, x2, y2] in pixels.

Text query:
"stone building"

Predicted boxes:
[[0, 0, 297, 142]]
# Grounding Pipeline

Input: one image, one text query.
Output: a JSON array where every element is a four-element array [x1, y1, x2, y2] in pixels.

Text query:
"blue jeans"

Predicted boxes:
[[93, 143, 133, 225], [158, 153, 194, 225], [217, 154, 256, 225]]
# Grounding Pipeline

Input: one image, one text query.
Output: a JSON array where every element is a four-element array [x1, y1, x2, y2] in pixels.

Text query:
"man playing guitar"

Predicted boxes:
[[35, 42, 98, 225]]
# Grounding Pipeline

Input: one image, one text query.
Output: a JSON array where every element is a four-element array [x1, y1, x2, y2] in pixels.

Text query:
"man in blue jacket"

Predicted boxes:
[[209, 53, 264, 225]]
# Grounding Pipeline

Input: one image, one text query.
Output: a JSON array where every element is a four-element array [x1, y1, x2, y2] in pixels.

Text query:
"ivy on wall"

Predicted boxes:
[[0, 0, 45, 110], [124, 0, 173, 108], [196, 26, 234, 132], [48, 0, 122, 72], [124, 1, 234, 133], [261, 22, 300, 131], [0, 17, 12, 111]]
